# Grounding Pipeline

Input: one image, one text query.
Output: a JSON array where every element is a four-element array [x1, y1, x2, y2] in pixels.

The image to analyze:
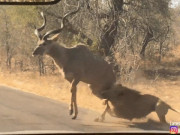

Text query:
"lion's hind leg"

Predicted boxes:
[[155, 100, 168, 123]]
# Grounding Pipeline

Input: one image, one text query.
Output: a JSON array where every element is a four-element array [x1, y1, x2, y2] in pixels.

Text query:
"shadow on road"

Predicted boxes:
[[128, 119, 169, 131], [81, 118, 169, 132]]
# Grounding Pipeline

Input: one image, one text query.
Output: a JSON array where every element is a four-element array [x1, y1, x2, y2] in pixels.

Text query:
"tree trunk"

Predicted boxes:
[[51, 60, 56, 74], [140, 27, 153, 58], [20, 60, 23, 71], [99, 0, 124, 56], [38, 56, 45, 76]]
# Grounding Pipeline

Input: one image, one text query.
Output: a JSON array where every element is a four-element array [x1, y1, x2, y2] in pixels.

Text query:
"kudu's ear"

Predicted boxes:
[[47, 34, 60, 41]]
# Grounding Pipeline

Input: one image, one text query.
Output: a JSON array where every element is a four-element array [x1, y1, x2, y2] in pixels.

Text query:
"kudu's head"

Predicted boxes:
[[32, 4, 80, 56]]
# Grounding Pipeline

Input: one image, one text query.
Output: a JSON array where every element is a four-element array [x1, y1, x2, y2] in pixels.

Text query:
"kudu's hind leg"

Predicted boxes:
[[69, 79, 79, 119]]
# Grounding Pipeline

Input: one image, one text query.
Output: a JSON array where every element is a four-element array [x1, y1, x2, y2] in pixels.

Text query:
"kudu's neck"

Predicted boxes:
[[47, 43, 67, 68]]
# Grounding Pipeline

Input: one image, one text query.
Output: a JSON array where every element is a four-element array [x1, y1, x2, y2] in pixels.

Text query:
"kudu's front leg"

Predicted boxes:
[[69, 79, 79, 119]]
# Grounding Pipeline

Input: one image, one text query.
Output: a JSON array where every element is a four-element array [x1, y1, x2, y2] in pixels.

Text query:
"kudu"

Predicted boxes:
[[32, 5, 116, 119]]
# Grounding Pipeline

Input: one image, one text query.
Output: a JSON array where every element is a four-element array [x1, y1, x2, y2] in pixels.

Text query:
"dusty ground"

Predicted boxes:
[[0, 46, 180, 125]]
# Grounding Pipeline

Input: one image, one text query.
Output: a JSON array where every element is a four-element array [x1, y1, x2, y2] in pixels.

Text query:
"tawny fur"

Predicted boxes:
[[95, 84, 179, 123]]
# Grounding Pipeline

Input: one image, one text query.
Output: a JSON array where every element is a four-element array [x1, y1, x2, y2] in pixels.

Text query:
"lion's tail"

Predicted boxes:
[[169, 106, 180, 114]]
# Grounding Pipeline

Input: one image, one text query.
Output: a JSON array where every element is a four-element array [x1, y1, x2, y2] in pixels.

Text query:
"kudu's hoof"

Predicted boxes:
[[94, 117, 104, 122], [72, 115, 77, 120], [69, 109, 73, 115]]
